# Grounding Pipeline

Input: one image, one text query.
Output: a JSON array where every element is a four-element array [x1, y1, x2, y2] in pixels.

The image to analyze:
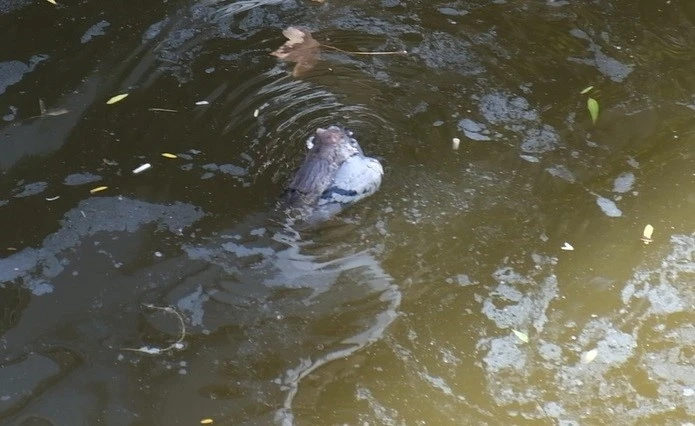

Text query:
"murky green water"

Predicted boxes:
[[2, 0, 695, 424]]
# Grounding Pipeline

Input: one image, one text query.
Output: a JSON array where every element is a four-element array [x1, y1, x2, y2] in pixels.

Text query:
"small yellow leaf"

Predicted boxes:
[[587, 97, 599, 124], [200, 419, 214, 425], [46, 0, 57, 4], [512, 329, 529, 343], [106, 93, 129, 105], [90, 186, 108, 194], [580, 86, 594, 94], [161, 153, 178, 159], [581, 348, 598, 364]]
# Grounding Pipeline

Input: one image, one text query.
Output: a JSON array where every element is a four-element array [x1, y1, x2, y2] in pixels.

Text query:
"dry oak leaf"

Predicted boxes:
[[271, 27, 321, 77]]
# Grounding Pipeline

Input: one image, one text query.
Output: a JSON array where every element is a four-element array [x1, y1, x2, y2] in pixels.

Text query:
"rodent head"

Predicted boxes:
[[312, 126, 362, 161]]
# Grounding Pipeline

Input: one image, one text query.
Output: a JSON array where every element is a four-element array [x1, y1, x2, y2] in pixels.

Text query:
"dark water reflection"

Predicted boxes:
[[2, 0, 695, 424]]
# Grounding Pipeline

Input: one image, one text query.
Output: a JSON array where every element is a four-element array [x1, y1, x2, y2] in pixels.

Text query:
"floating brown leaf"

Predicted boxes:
[[271, 27, 321, 77]]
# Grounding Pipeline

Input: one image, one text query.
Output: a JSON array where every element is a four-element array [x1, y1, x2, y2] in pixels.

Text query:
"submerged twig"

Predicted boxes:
[[271, 26, 408, 76], [121, 303, 187, 355], [320, 44, 408, 56], [148, 107, 179, 113]]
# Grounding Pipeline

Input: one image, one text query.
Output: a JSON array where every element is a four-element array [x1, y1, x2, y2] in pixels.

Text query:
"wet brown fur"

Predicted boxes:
[[284, 128, 357, 207]]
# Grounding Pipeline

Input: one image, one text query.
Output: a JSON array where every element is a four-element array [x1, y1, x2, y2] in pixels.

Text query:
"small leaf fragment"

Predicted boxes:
[[253, 108, 259, 118], [512, 329, 529, 343], [161, 153, 178, 159], [452, 137, 461, 150], [641, 224, 654, 244], [200, 419, 214, 425], [580, 86, 594, 94], [45, 196, 60, 201], [106, 93, 129, 105], [45, 0, 57, 4], [581, 348, 598, 364], [587, 97, 599, 124], [90, 186, 108, 194], [132, 163, 152, 174], [561, 242, 574, 251], [195, 100, 209, 106]]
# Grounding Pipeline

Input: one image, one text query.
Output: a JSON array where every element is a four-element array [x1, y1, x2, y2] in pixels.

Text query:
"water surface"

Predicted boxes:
[[2, 0, 695, 424]]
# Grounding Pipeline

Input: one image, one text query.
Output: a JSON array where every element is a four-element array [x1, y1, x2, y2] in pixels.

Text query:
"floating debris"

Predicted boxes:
[[595, 196, 622, 217], [45, 196, 60, 201], [271, 27, 321, 76], [519, 154, 540, 163], [561, 242, 574, 251], [14, 182, 48, 198], [546, 165, 576, 183], [102, 158, 118, 166], [195, 100, 209, 106], [45, 0, 57, 5], [200, 420, 214, 425], [627, 157, 640, 169], [641, 224, 654, 244], [452, 137, 461, 150], [121, 304, 187, 355], [161, 153, 178, 159], [63, 172, 102, 186], [89, 186, 108, 194], [106, 93, 129, 105], [253, 108, 259, 117], [40, 108, 69, 117], [512, 329, 529, 343], [132, 163, 152, 174], [458, 118, 492, 141], [148, 107, 178, 113], [33, 99, 69, 118], [612, 172, 635, 193], [581, 348, 598, 364], [580, 86, 594, 94], [587, 97, 599, 124]]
